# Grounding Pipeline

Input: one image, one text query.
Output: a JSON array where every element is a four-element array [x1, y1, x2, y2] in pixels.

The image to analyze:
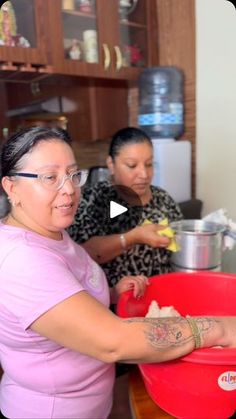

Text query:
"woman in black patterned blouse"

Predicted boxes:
[[68, 127, 183, 290]]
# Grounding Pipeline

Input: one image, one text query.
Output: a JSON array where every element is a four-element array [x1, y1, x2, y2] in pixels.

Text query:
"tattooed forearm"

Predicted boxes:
[[124, 317, 219, 350], [145, 318, 189, 349]]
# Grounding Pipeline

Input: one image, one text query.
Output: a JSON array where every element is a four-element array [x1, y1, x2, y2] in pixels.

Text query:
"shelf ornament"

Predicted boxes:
[[68, 39, 82, 60], [0, 0, 30, 47], [76, 0, 94, 14], [123, 43, 144, 67], [119, 0, 138, 21], [0, 1, 17, 46], [62, 0, 75, 10]]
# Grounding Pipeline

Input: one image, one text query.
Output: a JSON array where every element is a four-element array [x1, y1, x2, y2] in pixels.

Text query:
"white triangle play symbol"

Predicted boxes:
[[110, 200, 128, 219]]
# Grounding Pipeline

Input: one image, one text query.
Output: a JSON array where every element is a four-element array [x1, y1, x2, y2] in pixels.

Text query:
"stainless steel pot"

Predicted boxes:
[[88, 166, 109, 186], [170, 219, 226, 271]]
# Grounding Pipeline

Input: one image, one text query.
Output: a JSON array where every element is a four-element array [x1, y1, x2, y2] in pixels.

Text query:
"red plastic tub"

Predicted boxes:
[[117, 271, 236, 418]]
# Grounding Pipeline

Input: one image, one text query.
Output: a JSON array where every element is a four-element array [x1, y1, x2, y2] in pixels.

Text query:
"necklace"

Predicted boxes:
[[6, 213, 28, 229]]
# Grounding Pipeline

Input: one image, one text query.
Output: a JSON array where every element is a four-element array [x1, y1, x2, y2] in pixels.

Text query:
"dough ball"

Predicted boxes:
[[145, 300, 181, 318]]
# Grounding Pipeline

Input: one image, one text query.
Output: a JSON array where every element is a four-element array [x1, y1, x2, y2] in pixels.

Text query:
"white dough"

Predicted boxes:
[[145, 300, 181, 318]]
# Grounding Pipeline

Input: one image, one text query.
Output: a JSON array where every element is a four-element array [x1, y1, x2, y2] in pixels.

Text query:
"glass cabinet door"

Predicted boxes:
[[118, 0, 147, 69], [0, 0, 48, 65], [58, 0, 152, 78], [62, 0, 99, 65]]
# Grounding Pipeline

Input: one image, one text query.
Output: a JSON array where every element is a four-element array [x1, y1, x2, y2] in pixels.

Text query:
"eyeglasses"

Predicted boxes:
[[9, 169, 88, 191]]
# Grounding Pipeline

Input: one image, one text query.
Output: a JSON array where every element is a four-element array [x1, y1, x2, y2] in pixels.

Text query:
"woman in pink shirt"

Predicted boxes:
[[0, 126, 236, 419]]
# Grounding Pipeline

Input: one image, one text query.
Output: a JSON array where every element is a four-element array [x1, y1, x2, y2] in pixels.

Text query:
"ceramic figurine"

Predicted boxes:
[[76, 0, 93, 13], [0, 1, 17, 46], [68, 39, 82, 60], [0, 0, 30, 47]]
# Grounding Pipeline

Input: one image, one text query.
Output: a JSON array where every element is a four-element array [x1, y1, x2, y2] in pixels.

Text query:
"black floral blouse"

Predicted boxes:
[[67, 181, 183, 287]]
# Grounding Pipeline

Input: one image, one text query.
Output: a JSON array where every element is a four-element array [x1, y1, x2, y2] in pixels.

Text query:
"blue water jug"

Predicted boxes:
[[138, 66, 184, 139]]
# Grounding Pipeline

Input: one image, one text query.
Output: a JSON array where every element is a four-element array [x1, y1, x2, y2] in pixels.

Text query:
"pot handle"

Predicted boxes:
[[223, 229, 236, 251], [224, 229, 236, 240]]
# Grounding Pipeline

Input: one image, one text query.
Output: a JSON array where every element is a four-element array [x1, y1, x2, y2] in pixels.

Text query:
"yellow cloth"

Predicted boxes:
[[143, 218, 180, 252]]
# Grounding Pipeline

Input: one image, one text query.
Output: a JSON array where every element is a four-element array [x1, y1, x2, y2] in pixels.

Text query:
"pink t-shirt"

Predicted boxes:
[[0, 223, 114, 419]]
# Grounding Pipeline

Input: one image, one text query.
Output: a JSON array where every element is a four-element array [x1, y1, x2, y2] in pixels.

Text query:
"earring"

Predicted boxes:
[[7, 196, 17, 207]]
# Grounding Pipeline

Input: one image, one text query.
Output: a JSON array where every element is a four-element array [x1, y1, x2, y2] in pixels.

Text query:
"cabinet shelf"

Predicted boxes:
[[119, 21, 147, 30], [62, 10, 96, 19], [0, 63, 53, 83]]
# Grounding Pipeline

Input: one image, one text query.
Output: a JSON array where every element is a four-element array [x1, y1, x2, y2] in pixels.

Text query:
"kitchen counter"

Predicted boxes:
[[129, 366, 174, 419]]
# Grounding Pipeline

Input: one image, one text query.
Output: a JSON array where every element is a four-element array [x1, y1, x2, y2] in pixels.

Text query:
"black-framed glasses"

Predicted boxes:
[[9, 170, 88, 191]]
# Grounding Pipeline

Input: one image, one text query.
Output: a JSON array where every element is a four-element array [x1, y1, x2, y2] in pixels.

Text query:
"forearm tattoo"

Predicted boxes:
[[124, 317, 217, 350]]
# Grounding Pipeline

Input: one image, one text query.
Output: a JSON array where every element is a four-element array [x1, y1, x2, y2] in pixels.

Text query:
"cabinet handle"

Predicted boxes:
[[114, 45, 122, 71], [103, 44, 111, 70]]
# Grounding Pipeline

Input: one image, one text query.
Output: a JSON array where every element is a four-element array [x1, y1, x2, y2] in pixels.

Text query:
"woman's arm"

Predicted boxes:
[[82, 223, 171, 264], [30, 290, 234, 365]]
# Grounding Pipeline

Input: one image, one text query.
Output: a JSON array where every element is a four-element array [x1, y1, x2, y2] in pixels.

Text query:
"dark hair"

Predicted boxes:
[[108, 127, 152, 160], [0, 126, 72, 179]]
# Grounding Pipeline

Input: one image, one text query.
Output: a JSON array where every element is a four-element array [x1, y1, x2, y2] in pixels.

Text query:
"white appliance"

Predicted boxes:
[[151, 139, 191, 203]]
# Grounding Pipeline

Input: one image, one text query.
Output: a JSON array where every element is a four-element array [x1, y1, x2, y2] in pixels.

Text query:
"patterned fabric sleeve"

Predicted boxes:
[[147, 186, 183, 223], [160, 189, 183, 222]]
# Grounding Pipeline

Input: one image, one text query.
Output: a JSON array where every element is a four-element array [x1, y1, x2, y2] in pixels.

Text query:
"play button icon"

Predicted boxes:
[[79, 183, 143, 232], [110, 201, 128, 219]]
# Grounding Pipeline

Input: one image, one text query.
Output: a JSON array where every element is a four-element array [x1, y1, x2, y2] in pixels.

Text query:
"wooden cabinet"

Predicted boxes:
[[0, 0, 158, 145], [0, 0, 158, 78], [49, 0, 158, 80]]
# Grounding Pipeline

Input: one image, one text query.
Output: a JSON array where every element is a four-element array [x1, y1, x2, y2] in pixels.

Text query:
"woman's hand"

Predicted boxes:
[[127, 223, 171, 249], [216, 317, 236, 348], [115, 275, 149, 299]]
